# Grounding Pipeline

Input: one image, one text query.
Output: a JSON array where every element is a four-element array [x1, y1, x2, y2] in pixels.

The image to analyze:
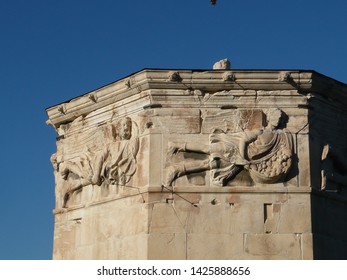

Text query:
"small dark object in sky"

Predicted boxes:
[[211, 0, 217, 5]]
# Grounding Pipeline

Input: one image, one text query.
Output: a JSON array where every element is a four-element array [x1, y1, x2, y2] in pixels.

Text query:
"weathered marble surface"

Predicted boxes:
[[47, 69, 347, 259]]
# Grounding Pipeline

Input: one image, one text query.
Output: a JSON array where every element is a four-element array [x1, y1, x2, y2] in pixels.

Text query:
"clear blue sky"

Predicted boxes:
[[0, 0, 346, 259]]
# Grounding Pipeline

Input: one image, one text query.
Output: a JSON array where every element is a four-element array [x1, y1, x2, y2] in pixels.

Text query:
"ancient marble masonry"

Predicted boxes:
[[46, 68, 347, 259]]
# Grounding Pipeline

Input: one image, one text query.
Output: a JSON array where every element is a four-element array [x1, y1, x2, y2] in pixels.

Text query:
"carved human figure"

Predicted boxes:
[[51, 149, 94, 208], [51, 153, 65, 209], [166, 134, 247, 186], [91, 117, 139, 187], [57, 117, 139, 207], [165, 108, 293, 186], [243, 108, 293, 183]]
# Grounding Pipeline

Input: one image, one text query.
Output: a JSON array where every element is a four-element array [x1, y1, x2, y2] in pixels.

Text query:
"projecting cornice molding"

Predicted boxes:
[[46, 69, 347, 129]]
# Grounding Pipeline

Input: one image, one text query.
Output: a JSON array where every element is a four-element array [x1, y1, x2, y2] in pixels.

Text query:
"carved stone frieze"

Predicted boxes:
[[52, 117, 139, 208], [165, 108, 293, 186]]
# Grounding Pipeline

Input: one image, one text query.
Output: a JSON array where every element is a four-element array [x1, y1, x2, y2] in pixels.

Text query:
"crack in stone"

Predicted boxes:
[[171, 203, 186, 231]]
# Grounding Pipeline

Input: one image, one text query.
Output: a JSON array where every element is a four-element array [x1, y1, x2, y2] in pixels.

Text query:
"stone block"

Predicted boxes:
[[185, 203, 232, 234], [187, 233, 244, 260], [302, 233, 313, 260], [278, 201, 312, 234], [148, 203, 185, 233], [244, 233, 302, 259], [148, 233, 186, 260], [230, 202, 264, 234]]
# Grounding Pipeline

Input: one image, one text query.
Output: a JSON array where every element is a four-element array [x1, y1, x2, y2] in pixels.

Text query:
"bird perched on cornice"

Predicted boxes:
[[211, 0, 217, 5]]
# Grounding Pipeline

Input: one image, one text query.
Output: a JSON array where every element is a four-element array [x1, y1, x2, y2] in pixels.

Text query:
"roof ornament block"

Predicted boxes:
[[213, 58, 230, 70]]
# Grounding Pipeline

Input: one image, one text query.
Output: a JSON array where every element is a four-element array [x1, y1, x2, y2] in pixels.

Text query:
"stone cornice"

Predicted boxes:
[[46, 69, 347, 129]]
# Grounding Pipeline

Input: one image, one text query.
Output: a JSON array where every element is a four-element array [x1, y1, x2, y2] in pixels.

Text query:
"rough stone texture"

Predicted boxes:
[[47, 69, 347, 259]]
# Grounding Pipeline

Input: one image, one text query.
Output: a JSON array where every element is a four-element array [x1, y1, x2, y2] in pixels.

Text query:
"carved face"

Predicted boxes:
[[119, 118, 132, 140], [266, 109, 282, 128]]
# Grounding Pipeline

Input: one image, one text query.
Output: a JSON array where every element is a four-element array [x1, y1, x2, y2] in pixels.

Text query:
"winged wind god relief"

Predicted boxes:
[[52, 117, 139, 209], [165, 108, 293, 187]]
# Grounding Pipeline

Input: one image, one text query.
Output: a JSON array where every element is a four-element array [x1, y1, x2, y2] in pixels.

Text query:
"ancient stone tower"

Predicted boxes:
[[46, 68, 347, 259]]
